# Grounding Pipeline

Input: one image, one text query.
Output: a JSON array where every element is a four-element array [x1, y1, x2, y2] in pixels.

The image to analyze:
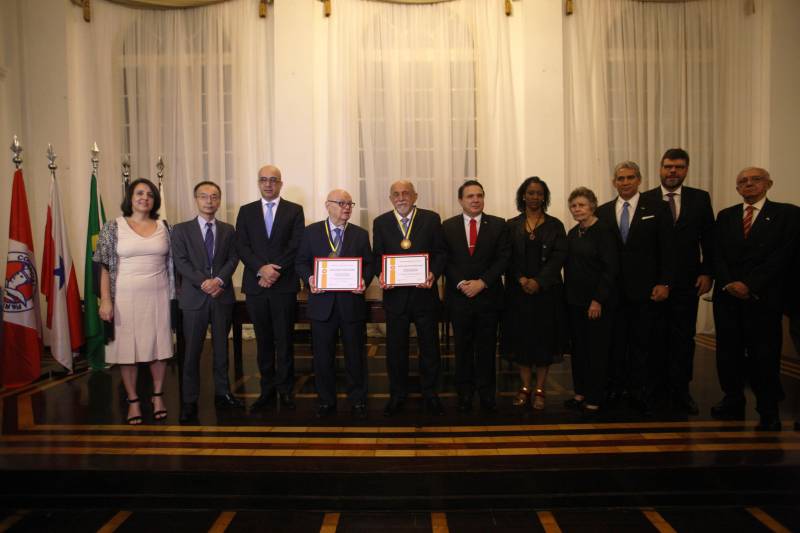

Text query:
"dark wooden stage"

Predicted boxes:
[[1, 333, 799, 532]]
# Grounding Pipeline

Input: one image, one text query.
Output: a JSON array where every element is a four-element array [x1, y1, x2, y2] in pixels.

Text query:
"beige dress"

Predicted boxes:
[[106, 217, 173, 364]]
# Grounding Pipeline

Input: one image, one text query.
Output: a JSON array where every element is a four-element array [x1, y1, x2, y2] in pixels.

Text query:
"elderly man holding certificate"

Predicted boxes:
[[373, 180, 447, 416], [296, 189, 375, 419]]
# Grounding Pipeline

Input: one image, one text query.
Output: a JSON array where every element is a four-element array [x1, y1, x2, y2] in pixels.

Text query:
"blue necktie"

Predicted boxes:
[[204, 222, 214, 268], [333, 227, 342, 255], [620, 201, 630, 243], [264, 202, 274, 238]]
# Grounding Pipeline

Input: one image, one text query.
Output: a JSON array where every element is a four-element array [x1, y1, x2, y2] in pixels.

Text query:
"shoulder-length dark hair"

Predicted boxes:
[[121, 178, 161, 219], [515, 176, 551, 213]]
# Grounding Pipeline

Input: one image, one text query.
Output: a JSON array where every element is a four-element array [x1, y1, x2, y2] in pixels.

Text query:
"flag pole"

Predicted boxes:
[[47, 143, 58, 178], [121, 154, 131, 199], [91, 142, 99, 175], [10, 135, 23, 170]]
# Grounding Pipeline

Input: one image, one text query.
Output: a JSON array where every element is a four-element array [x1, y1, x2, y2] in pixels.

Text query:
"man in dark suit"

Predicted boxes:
[[373, 180, 447, 416], [596, 161, 673, 413], [172, 181, 242, 423], [296, 189, 375, 419], [442, 181, 510, 412], [641, 148, 715, 415], [235, 165, 305, 411], [712, 167, 798, 431]]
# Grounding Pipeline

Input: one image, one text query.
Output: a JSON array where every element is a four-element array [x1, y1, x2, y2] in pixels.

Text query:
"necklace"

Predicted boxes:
[[525, 213, 544, 240]]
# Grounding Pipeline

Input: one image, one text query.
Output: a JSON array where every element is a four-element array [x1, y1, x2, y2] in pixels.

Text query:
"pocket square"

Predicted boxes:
[[641, 215, 655, 220]]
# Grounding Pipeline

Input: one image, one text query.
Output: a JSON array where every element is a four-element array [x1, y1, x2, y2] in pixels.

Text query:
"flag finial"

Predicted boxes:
[[121, 154, 131, 196], [47, 143, 58, 173], [10, 135, 23, 169], [156, 155, 165, 187], [91, 142, 100, 173]]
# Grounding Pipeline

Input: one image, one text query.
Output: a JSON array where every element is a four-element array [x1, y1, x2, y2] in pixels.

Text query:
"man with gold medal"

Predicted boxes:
[[296, 189, 374, 419], [372, 180, 447, 416]]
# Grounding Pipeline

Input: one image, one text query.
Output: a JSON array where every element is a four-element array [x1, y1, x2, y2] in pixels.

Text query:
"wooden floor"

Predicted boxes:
[[1, 333, 799, 530]]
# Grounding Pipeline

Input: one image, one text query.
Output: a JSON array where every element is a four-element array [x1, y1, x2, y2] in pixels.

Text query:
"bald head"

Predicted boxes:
[[389, 180, 418, 216], [257, 165, 283, 201], [326, 189, 354, 226]]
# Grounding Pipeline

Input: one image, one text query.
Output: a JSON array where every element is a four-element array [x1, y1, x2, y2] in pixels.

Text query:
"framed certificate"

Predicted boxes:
[[383, 253, 429, 287], [314, 257, 362, 291]]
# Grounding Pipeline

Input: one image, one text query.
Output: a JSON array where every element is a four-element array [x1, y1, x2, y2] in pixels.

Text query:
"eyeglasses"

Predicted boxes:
[[258, 176, 281, 184], [327, 200, 356, 208]]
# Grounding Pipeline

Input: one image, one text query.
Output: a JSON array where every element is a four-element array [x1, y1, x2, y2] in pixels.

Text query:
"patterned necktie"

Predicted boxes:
[[333, 227, 342, 255], [468, 218, 477, 256], [204, 222, 214, 268], [743, 205, 755, 239], [620, 201, 631, 243], [264, 202, 274, 237], [666, 192, 677, 223], [401, 217, 409, 233]]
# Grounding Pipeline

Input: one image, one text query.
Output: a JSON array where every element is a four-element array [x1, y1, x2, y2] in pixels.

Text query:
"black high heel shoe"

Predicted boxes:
[[126, 397, 142, 425], [151, 392, 167, 421]]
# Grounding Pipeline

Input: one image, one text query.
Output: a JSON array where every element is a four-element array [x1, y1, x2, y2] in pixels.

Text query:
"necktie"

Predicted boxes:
[[204, 222, 214, 268], [333, 227, 342, 255], [620, 201, 630, 243], [401, 217, 409, 233], [743, 205, 754, 239], [265, 202, 274, 237], [666, 192, 677, 223], [468, 218, 477, 256]]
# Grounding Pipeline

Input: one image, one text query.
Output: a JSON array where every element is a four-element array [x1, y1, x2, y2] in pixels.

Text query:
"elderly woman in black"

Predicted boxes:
[[503, 177, 567, 410], [563, 187, 619, 415]]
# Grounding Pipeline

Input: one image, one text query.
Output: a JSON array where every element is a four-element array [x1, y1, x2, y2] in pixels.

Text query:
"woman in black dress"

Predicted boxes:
[[503, 177, 568, 410], [563, 187, 619, 415]]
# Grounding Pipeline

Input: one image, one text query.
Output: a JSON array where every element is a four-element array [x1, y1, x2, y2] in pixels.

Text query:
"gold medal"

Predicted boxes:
[[328, 252, 338, 258], [400, 238, 412, 250]]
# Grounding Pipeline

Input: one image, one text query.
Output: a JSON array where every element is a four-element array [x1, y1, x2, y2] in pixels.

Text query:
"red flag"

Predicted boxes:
[[2, 169, 42, 387], [41, 174, 84, 371]]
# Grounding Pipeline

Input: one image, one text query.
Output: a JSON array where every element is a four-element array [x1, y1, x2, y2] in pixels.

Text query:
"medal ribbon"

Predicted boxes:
[[396, 207, 418, 242], [324, 220, 346, 256]]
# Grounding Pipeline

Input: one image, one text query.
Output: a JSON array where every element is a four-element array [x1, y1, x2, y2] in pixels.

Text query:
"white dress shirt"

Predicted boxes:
[[743, 196, 767, 225], [661, 185, 682, 220], [615, 192, 640, 227]]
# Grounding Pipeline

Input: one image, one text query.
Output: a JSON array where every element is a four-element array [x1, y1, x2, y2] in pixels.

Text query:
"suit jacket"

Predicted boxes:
[[171, 218, 239, 310], [296, 221, 375, 322], [442, 213, 510, 311], [596, 194, 674, 302], [372, 207, 446, 314], [713, 199, 799, 312], [642, 185, 715, 289], [235, 198, 304, 295]]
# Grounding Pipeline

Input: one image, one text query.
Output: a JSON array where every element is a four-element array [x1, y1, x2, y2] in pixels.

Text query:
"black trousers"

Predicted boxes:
[[311, 300, 368, 406], [180, 299, 234, 404], [655, 286, 700, 394], [450, 302, 498, 401], [246, 291, 296, 395], [569, 304, 613, 406], [385, 305, 441, 400], [713, 294, 784, 416], [609, 297, 660, 399]]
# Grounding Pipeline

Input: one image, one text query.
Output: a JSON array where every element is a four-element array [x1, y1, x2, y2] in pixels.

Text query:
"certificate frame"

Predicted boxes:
[[382, 253, 429, 287], [314, 257, 363, 292]]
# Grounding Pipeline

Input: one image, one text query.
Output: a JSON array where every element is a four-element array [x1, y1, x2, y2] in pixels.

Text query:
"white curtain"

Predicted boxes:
[[66, 0, 274, 227], [314, 0, 519, 226], [564, 0, 771, 209]]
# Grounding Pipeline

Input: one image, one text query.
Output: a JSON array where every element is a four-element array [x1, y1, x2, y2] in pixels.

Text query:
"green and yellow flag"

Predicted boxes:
[[83, 173, 107, 370]]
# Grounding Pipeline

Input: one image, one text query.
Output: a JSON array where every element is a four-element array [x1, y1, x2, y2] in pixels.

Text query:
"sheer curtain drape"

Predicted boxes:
[[564, 0, 771, 208], [315, 0, 519, 225], [67, 0, 273, 225]]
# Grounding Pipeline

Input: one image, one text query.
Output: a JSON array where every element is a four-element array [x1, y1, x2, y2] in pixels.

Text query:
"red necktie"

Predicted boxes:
[[468, 218, 477, 256], [743, 205, 754, 239]]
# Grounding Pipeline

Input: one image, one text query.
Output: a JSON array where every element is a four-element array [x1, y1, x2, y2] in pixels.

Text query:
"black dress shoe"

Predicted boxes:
[[351, 402, 367, 419], [179, 402, 198, 424], [457, 397, 473, 413], [215, 393, 245, 409], [279, 393, 296, 410], [316, 404, 336, 418], [672, 391, 699, 415], [383, 398, 405, 417], [755, 415, 782, 432], [250, 394, 276, 412], [710, 398, 745, 421], [794, 420, 800, 431], [564, 398, 585, 410], [425, 396, 445, 416]]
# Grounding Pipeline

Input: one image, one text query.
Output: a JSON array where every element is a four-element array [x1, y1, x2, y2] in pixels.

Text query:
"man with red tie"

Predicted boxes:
[[712, 167, 798, 430], [442, 180, 510, 412]]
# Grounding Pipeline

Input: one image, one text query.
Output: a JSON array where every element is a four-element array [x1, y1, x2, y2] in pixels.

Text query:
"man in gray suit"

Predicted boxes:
[[172, 181, 242, 423]]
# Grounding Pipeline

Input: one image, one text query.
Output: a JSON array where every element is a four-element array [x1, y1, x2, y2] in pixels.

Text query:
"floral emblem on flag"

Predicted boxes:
[[3, 252, 38, 313]]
